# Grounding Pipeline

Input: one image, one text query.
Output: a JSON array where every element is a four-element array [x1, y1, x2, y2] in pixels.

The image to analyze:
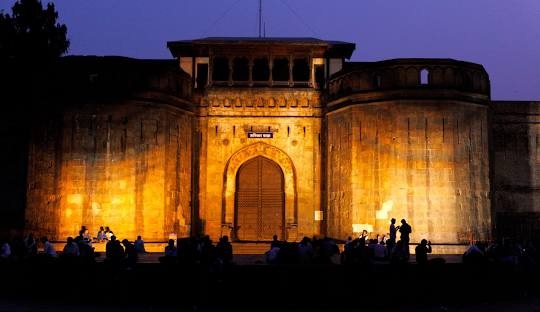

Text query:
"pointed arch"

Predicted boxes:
[[222, 142, 297, 231]]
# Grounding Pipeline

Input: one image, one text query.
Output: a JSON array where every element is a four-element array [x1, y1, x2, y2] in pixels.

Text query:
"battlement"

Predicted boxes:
[[327, 58, 490, 107]]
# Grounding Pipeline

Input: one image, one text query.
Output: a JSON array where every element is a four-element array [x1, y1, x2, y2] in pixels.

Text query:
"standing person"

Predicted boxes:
[[415, 239, 432, 266], [134, 235, 146, 254], [387, 218, 397, 256], [398, 219, 412, 259]]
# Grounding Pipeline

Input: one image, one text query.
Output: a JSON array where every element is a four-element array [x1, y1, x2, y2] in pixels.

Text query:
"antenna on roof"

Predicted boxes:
[[258, 0, 263, 38]]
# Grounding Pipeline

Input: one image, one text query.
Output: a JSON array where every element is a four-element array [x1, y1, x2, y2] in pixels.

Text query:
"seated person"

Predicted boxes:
[[159, 239, 177, 264], [134, 235, 146, 253]]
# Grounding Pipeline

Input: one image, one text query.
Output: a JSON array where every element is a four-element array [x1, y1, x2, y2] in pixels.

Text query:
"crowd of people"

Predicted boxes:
[[1, 219, 539, 270]]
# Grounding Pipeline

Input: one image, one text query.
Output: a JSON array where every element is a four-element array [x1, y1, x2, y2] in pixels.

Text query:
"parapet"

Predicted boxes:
[[327, 58, 490, 109], [12, 56, 195, 110]]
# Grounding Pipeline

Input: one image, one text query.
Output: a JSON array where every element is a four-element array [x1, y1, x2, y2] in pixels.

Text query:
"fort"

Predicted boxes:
[[3, 37, 538, 245]]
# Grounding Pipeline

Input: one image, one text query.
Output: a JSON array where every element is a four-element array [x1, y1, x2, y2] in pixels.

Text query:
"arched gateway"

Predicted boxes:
[[222, 142, 297, 241], [235, 156, 284, 241]]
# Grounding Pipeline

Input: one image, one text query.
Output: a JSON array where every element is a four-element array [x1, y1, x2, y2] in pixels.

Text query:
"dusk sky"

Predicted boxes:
[[1, 0, 539, 100]]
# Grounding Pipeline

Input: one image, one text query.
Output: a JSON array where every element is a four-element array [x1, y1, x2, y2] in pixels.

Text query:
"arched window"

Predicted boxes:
[[420, 68, 429, 85]]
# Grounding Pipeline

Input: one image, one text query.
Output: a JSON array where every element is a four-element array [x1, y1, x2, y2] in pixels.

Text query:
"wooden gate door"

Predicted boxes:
[[235, 156, 284, 241]]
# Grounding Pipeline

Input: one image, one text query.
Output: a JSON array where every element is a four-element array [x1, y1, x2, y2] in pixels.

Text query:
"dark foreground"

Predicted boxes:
[[1, 259, 539, 311]]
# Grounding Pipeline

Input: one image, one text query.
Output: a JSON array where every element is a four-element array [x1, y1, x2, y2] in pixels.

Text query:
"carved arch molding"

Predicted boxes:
[[222, 142, 297, 228]]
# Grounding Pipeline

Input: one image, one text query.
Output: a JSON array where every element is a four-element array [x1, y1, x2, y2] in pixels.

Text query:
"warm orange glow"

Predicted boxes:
[[376, 200, 393, 220], [353, 223, 373, 233], [20, 108, 194, 241], [328, 103, 491, 244], [91, 202, 101, 216], [67, 194, 83, 205]]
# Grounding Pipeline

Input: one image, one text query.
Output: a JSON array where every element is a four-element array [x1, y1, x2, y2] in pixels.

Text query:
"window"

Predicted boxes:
[[196, 63, 208, 88], [314, 65, 325, 89], [212, 57, 229, 81], [373, 75, 382, 89], [253, 57, 270, 81], [232, 57, 249, 81], [272, 57, 289, 81], [292, 58, 310, 81], [420, 68, 429, 85]]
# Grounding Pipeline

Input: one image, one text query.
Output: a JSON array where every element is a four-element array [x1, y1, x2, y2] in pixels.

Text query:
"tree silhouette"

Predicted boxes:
[[0, 0, 69, 60]]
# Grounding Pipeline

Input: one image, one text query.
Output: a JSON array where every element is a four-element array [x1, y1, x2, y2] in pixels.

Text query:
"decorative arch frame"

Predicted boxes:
[[222, 142, 297, 230]]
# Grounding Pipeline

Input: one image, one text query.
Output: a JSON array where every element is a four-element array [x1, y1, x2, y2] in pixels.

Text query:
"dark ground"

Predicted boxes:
[[1, 258, 539, 311]]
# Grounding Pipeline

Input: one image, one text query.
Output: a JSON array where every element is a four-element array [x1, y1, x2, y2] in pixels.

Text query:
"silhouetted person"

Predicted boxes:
[[358, 229, 369, 246], [271, 234, 280, 248], [398, 219, 412, 258], [105, 235, 124, 265], [391, 240, 407, 265], [62, 236, 79, 258], [23, 233, 37, 258], [388, 218, 397, 254], [159, 239, 178, 264], [415, 239, 432, 266], [0, 238, 12, 262], [216, 235, 233, 265], [122, 239, 138, 269], [41, 236, 58, 258]]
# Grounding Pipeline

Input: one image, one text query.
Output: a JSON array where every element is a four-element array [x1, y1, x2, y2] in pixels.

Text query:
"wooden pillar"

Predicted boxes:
[[288, 55, 294, 87], [208, 52, 213, 87], [248, 57, 254, 87], [269, 56, 273, 87], [228, 57, 233, 86]]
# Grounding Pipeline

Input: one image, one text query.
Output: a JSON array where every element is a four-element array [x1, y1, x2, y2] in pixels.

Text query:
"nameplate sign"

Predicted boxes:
[[247, 132, 273, 138]]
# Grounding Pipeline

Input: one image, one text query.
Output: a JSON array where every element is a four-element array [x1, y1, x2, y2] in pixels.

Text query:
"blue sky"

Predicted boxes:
[[2, 0, 539, 100]]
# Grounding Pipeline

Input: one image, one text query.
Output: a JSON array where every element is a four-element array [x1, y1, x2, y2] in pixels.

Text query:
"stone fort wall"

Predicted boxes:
[[24, 58, 195, 241], [25, 102, 194, 241], [325, 59, 492, 243], [492, 101, 540, 241], [21, 56, 527, 245]]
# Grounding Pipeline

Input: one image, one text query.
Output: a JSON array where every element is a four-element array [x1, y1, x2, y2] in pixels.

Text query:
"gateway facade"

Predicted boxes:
[[24, 37, 514, 244]]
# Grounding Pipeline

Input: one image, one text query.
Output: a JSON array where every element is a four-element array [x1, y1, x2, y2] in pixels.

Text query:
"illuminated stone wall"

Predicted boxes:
[[325, 59, 492, 243], [26, 102, 193, 241], [198, 88, 322, 241], [326, 102, 490, 243]]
